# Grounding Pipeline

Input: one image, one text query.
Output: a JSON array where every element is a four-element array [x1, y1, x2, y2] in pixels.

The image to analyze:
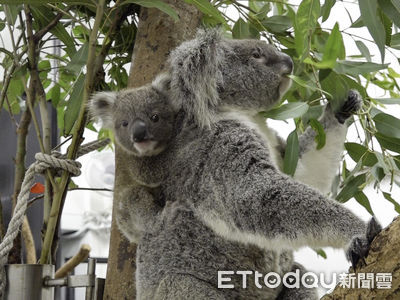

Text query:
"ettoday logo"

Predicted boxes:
[[217, 270, 393, 292], [218, 270, 332, 291]]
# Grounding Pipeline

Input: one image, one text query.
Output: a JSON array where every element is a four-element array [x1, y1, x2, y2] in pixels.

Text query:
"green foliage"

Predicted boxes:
[[204, 0, 400, 215], [124, 0, 179, 21], [283, 130, 299, 177], [260, 102, 309, 120], [359, 0, 386, 61]]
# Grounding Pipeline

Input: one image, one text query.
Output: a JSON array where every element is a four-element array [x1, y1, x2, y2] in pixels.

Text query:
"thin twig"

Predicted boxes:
[[27, 194, 44, 207], [69, 187, 113, 192], [4, 95, 19, 129], [52, 136, 73, 151], [33, 12, 65, 42], [46, 3, 90, 32]]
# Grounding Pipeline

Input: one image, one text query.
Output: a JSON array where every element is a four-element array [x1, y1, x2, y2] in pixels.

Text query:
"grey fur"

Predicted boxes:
[[168, 28, 292, 128], [135, 31, 376, 300], [97, 30, 377, 299], [89, 83, 180, 242], [136, 115, 370, 300]]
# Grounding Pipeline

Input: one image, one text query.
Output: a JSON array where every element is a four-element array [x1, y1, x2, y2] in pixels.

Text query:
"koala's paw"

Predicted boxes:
[[335, 90, 363, 124], [346, 217, 382, 269]]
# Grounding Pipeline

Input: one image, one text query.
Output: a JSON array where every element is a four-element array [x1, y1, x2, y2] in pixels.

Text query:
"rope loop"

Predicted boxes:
[[33, 153, 82, 177], [0, 138, 110, 298]]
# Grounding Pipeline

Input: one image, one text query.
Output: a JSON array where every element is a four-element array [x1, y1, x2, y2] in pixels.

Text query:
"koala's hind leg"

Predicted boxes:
[[153, 274, 227, 300], [294, 90, 363, 194], [276, 263, 319, 300]]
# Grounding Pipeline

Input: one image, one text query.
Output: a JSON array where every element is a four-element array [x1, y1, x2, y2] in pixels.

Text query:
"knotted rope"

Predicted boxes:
[[0, 138, 110, 298]]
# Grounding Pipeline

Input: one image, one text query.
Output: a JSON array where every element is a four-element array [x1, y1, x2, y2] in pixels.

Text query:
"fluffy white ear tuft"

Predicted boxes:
[[168, 28, 224, 128], [88, 91, 117, 129], [152, 73, 171, 95]]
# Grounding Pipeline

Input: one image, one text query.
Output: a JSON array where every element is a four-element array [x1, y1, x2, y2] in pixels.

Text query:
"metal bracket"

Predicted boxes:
[[43, 258, 99, 300]]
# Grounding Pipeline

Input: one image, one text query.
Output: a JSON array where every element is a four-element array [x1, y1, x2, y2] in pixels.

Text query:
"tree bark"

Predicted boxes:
[[322, 217, 400, 300], [103, 2, 201, 299]]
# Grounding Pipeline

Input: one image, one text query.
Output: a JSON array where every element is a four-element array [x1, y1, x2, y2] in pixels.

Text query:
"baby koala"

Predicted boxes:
[[89, 80, 178, 242]]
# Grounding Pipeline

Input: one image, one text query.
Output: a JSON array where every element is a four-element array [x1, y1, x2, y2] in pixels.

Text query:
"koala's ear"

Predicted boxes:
[[152, 73, 171, 96], [88, 91, 117, 128], [168, 28, 224, 128]]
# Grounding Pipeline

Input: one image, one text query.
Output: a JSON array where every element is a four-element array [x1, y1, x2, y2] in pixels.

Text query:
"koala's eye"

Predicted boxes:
[[252, 51, 261, 59], [121, 120, 129, 127], [150, 114, 159, 123]]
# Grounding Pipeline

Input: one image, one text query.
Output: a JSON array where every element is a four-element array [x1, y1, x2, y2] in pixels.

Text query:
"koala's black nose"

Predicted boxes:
[[132, 119, 147, 142]]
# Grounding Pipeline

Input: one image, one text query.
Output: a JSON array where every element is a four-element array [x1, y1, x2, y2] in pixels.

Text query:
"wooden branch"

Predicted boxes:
[[33, 12, 64, 42], [22, 216, 37, 264], [55, 244, 91, 278], [322, 217, 400, 299], [9, 106, 32, 264]]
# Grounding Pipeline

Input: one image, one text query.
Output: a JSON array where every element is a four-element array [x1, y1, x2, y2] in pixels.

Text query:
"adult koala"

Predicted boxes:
[[169, 28, 361, 194], [133, 30, 380, 300]]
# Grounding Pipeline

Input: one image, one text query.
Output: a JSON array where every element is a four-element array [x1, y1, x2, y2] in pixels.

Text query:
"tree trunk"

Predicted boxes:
[[103, 2, 201, 299], [322, 217, 400, 300]]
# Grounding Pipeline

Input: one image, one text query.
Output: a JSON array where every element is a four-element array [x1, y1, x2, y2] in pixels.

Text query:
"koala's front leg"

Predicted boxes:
[[193, 125, 369, 253], [294, 90, 363, 194], [115, 186, 165, 243]]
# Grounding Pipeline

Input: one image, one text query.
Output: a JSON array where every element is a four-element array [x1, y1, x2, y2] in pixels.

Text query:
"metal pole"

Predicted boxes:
[[85, 258, 96, 300], [5, 264, 54, 300]]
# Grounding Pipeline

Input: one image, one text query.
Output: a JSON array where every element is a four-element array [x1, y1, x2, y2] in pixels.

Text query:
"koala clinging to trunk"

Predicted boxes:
[[89, 83, 181, 242], [133, 30, 381, 299]]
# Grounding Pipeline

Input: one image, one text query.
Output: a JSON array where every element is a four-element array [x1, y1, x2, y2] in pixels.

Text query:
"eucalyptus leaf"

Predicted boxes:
[[232, 18, 259, 39], [319, 69, 348, 110], [184, 0, 225, 23], [315, 248, 327, 259], [371, 165, 386, 182], [66, 43, 89, 75], [320, 23, 345, 68], [126, 0, 179, 21], [382, 192, 400, 214], [283, 130, 299, 176], [294, 0, 320, 58], [354, 192, 374, 215], [262, 15, 292, 33], [64, 74, 85, 135], [309, 119, 326, 149], [336, 173, 366, 203], [344, 143, 378, 167], [3, 5, 20, 26], [321, 0, 336, 22], [355, 40, 372, 62], [378, 0, 400, 28], [391, 33, 400, 49], [334, 61, 388, 76], [261, 102, 309, 120], [359, 0, 386, 61], [374, 113, 400, 139], [375, 133, 400, 153]]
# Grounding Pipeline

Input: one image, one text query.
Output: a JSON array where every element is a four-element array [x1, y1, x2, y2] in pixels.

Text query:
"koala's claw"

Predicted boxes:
[[347, 236, 369, 269], [366, 216, 382, 244], [335, 90, 363, 124], [346, 217, 382, 270]]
